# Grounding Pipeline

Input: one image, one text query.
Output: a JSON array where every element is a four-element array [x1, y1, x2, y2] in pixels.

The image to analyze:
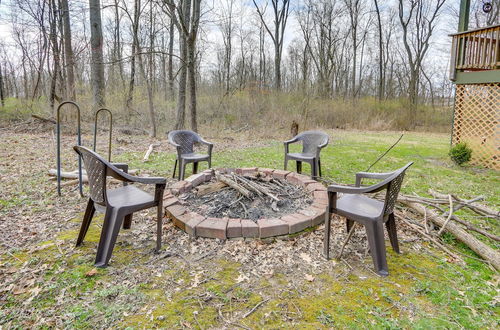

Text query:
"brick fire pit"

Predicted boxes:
[[163, 168, 328, 239]]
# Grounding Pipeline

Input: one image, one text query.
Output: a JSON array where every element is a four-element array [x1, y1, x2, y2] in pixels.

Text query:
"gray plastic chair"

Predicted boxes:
[[168, 130, 213, 180], [284, 131, 329, 178], [74, 146, 166, 267], [323, 162, 413, 276]]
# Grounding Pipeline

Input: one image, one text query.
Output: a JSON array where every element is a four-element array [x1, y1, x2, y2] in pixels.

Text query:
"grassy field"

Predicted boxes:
[[0, 129, 498, 328]]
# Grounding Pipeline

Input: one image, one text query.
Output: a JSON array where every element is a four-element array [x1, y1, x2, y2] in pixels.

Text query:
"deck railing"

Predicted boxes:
[[450, 24, 500, 79]]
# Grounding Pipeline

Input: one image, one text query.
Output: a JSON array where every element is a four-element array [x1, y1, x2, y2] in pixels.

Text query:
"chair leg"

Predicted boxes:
[[156, 203, 163, 252], [365, 221, 389, 276], [284, 157, 288, 170], [172, 159, 177, 178], [193, 162, 199, 174], [123, 214, 132, 229], [296, 161, 302, 174], [178, 160, 184, 180], [95, 208, 124, 268], [311, 159, 318, 179], [318, 158, 322, 177], [208, 157, 212, 169], [385, 213, 400, 254], [346, 218, 355, 233], [323, 213, 331, 259], [76, 199, 95, 246]]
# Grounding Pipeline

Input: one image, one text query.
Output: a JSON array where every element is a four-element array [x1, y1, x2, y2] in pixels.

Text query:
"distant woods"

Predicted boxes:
[[1, 0, 495, 132]]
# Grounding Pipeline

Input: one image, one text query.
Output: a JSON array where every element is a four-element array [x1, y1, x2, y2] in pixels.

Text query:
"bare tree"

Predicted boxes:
[[0, 64, 5, 107], [60, 0, 76, 100], [161, 0, 202, 131], [373, 0, 384, 100], [253, 0, 290, 90], [89, 0, 105, 107], [398, 0, 446, 127]]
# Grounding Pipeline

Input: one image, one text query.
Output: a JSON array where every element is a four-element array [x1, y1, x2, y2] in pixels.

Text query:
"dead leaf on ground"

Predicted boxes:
[[305, 274, 315, 282], [300, 253, 312, 263], [85, 268, 98, 277]]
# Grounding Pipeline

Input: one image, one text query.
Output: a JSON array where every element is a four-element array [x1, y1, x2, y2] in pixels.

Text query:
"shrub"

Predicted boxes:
[[449, 142, 472, 165]]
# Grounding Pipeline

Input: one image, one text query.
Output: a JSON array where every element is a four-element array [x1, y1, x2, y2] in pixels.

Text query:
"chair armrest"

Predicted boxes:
[[112, 163, 128, 173], [112, 163, 129, 186], [284, 137, 298, 154], [284, 137, 299, 145], [168, 140, 181, 148], [132, 176, 167, 185], [200, 139, 214, 155], [328, 184, 379, 194], [355, 172, 393, 187], [106, 163, 166, 185]]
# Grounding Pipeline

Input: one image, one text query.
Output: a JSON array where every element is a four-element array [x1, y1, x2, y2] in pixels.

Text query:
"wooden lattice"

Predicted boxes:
[[453, 83, 500, 170]]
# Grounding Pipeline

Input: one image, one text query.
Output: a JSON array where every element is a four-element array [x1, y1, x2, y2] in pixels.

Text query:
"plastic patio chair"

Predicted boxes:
[[323, 162, 413, 276], [284, 131, 329, 178], [168, 130, 213, 180], [73, 146, 166, 267]]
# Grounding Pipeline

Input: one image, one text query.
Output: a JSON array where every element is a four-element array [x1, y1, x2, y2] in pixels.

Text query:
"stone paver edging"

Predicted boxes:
[[163, 168, 327, 239]]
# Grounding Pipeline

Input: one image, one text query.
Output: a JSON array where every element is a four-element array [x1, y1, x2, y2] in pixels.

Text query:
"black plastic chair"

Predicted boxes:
[[323, 162, 413, 276], [74, 146, 166, 267], [284, 131, 329, 178], [168, 130, 213, 180]]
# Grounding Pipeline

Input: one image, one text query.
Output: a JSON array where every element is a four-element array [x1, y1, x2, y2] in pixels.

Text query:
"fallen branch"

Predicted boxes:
[[216, 173, 252, 198], [234, 175, 280, 202], [143, 142, 161, 162], [429, 189, 499, 219], [337, 223, 357, 260], [401, 201, 500, 271], [242, 299, 269, 318], [31, 114, 56, 124], [437, 195, 453, 235], [396, 211, 461, 261]]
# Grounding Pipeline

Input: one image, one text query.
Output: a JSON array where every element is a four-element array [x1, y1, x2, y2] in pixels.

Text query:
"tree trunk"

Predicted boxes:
[[138, 50, 157, 137], [167, 19, 175, 100], [126, 0, 140, 120], [187, 40, 197, 132], [60, 0, 75, 101], [89, 0, 105, 108], [374, 0, 384, 101], [48, 0, 60, 111], [0, 64, 5, 107], [174, 0, 191, 130]]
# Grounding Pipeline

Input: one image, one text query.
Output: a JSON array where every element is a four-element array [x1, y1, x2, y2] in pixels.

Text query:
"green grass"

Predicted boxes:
[[118, 131, 499, 206]]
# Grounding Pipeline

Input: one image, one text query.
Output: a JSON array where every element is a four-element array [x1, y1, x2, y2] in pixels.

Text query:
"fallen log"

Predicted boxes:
[[143, 142, 161, 162], [196, 181, 227, 196], [32, 114, 56, 124], [401, 201, 500, 271], [48, 169, 88, 181]]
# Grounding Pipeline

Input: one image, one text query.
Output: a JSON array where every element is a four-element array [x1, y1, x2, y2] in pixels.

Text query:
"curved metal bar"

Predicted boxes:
[[56, 101, 83, 197], [93, 108, 113, 161]]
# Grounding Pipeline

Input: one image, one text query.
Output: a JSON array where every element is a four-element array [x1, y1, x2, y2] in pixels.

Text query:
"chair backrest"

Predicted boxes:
[[168, 130, 201, 155], [383, 162, 413, 216], [295, 131, 329, 154], [74, 146, 110, 205]]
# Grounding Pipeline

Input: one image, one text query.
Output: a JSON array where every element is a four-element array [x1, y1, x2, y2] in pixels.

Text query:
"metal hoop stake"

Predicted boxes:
[[56, 101, 83, 197], [93, 108, 113, 161]]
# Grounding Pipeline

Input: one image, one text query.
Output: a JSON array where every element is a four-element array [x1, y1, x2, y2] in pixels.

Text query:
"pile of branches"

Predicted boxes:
[[187, 170, 311, 219], [395, 189, 500, 270]]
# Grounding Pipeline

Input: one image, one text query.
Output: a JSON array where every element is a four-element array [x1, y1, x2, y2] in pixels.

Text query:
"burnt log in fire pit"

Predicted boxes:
[[163, 168, 328, 239]]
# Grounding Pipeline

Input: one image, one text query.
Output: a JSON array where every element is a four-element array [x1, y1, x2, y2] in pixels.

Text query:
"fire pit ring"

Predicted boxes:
[[163, 168, 328, 239]]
